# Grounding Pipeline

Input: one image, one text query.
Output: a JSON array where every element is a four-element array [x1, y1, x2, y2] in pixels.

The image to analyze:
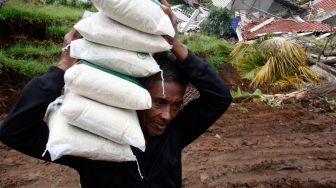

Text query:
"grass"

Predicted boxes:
[[47, 25, 72, 37], [0, 0, 82, 77], [0, 42, 60, 77], [5, 43, 60, 58], [0, 51, 55, 77], [0, 0, 84, 24], [179, 34, 234, 69]]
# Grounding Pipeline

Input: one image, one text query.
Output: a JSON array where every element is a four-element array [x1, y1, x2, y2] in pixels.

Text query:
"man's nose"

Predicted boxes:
[[160, 106, 172, 122]]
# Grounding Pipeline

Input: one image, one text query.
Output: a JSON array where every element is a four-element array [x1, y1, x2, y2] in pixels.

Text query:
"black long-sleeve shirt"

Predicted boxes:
[[0, 52, 232, 188]]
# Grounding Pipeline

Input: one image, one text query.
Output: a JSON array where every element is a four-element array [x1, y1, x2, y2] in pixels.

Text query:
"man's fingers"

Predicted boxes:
[[161, 4, 169, 15], [63, 28, 81, 46], [162, 5, 178, 28], [160, 0, 170, 7]]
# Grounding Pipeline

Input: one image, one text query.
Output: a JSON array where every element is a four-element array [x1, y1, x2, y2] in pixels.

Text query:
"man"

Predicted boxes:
[[0, 2, 232, 187]]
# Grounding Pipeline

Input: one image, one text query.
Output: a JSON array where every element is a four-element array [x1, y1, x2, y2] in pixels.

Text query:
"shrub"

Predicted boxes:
[[180, 34, 234, 69], [200, 8, 233, 38]]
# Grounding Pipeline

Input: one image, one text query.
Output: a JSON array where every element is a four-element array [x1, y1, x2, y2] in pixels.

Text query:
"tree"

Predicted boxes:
[[200, 8, 233, 38]]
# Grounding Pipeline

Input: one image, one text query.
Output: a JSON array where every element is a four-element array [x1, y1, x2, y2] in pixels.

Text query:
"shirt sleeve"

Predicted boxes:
[[0, 66, 82, 168], [175, 51, 232, 149]]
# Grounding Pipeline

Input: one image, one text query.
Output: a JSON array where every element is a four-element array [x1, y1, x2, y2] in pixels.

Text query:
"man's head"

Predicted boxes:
[[138, 52, 188, 138]]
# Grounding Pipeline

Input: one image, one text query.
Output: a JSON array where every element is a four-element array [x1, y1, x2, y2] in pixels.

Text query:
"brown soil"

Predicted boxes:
[[1, 68, 336, 187]]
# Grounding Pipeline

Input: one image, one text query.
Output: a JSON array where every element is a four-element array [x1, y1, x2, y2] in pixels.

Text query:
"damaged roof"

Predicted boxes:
[[241, 17, 334, 40], [312, 0, 336, 13]]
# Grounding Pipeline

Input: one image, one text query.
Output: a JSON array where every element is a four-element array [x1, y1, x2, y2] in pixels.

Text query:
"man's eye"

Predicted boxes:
[[154, 99, 165, 107], [172, 103, 182, 111]]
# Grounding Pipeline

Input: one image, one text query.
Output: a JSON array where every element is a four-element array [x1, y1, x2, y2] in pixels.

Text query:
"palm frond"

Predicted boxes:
[[232, 37, 320, 87]]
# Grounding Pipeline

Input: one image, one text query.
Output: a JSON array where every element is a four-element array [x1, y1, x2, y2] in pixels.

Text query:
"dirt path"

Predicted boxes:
[[182, 103, 336, 188], [1, 101, 335, 187]]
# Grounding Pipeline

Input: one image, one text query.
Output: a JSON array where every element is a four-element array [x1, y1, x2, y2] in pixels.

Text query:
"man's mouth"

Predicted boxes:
[[153, 122, 167, 131]]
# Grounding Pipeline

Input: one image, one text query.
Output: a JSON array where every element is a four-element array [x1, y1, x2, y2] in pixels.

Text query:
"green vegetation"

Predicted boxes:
[[47, 25, 72, 37], [5, 43, 60, 59], [0, 0, 84, 24], [0, 42, 60, 77], [200, 8, 233, 38], [0, 0, 229, 78], [197, 0, 214, 8], [0, 51, 56, 77], [42, 0, 93, 9], [299, 34, 336, 56], [0, 0, 83, 77], [231, 87, 270, 102], [230, 37, 320, 87], [180, 34, 234, 68]]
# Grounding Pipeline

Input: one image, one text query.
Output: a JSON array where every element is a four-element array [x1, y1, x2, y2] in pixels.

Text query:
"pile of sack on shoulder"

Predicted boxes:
[[44, 0, 175, 163]]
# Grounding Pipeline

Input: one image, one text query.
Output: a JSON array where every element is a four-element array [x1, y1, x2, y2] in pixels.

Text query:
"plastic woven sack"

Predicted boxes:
[[60, 91, 146, 151], [64, 62, 152, 110], [74, 12, 171, 53], [91, 0, 175, 37], [44, 102, 137, 162], [70, 39, 161, 77]]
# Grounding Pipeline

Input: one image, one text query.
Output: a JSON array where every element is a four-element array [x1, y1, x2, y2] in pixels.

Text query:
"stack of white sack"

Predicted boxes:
[[44, 62, 150, 162], [45, 0, 174, 162], [44, 100, 137, 162]]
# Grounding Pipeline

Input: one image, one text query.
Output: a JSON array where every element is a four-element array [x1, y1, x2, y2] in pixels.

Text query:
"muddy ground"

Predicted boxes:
[[0, 68, 336, 187]]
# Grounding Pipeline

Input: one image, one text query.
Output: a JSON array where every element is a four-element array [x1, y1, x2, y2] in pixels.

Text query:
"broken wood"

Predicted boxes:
[[308, 57, 336, 66], [323, 51, 336, 57], [321, 58, 336, 66], [316, 62, 336, 77]]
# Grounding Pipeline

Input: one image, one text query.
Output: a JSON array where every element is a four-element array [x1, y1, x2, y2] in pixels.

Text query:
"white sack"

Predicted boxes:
[[64, 63, 152, 110], [60, 91, 146, 151], [70, 39, 161, 77], [44, 102, 136, 162], [91, 0, 175, 37], [74, 12, 171, 53]]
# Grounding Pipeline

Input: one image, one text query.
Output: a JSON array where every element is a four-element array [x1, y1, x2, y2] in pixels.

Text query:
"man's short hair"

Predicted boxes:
[[138, 52, 188, 90]]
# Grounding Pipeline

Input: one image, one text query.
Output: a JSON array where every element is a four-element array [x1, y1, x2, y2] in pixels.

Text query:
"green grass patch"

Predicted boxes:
[[0, 0, 84, 24], [179, 34, 234, 69], [4, 42, 61, 58], [0, 51, 55, 77], [47, 25, 72, 37], [0, 41, 61, 77]]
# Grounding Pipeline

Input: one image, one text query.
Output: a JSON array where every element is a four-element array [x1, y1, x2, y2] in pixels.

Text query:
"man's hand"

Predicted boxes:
[[57, 29, 81, 71], [160, 0, 188, 61]]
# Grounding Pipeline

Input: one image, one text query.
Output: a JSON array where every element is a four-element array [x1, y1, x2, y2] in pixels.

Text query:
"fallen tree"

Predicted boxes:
[[308, 57, 336, 66]]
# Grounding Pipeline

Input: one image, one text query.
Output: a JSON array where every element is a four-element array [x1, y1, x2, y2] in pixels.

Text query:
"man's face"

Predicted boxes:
[[138, 80, 186, 137]]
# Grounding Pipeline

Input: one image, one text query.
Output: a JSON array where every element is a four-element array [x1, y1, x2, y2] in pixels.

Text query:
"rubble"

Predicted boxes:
[[171, 4, 209, 33]]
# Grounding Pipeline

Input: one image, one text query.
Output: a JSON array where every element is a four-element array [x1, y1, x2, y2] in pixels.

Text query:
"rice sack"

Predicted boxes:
[[44, 102, 136, 162], [64, 61, 152, 110], [70, 39, 161, 77], [91, 0, 175, 37], [60, 91, 146, 151], [74, 12, 171, 53]]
